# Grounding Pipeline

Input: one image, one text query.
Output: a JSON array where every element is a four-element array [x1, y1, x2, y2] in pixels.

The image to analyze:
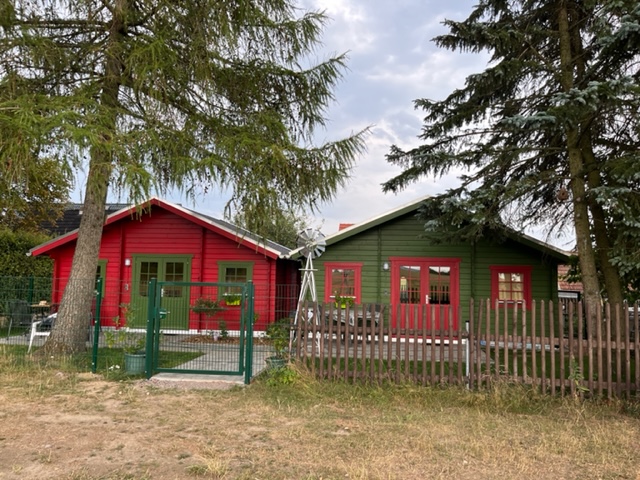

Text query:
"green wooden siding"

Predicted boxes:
[[313, 213, 560, 323]]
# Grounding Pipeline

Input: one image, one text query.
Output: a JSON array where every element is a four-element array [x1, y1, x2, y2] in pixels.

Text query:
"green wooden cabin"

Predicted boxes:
[[286, 197, 570, 332]]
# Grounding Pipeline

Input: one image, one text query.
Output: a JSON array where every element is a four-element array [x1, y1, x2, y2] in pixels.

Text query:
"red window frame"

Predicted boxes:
[[324, 262, 362, 304], [490, 265, 532, 307]]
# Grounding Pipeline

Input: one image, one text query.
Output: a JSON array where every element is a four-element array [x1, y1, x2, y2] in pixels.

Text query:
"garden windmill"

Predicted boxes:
[[290, 228, 326, 351], [296, 228, 326, 307]]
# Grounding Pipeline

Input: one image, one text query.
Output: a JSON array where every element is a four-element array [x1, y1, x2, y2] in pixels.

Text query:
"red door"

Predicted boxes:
[[390, 258, 459, 335]]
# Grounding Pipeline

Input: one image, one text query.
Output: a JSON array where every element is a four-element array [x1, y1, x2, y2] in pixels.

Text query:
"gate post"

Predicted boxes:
[[145, 278, 157, 379], [91, 278, 103, 373], [244, 281, 255, 385]]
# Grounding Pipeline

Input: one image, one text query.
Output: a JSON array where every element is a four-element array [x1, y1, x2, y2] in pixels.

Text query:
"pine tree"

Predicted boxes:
[[0, 0, 366, 353], [384, 0, 640, 325]]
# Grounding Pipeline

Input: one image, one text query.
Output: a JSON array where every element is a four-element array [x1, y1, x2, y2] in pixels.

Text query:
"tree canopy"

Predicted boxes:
[[384, 0, 640, 311], [0, 156, 71, 233], [0, 228, 53, 278], [0, 0, 367, 353], [231, 207, 310, 249]]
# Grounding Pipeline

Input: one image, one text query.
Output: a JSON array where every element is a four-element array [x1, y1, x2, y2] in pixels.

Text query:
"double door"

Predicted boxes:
[[130, 255, 191, 330], [391, 258, 459, 333]]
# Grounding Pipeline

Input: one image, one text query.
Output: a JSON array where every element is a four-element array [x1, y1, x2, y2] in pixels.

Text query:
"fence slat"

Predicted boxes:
[[512, 303, 518, 382], [540, 300, 547, 394], [614, 304, 620, 398], [624, 305, 631, 398], [635, 303, 639, 394], [522, 303, 528, 385], [567, 300, 575, 399], [422, 306, 428, 386], [531, 301, 538, 392], [559, 301, 565, 398], [448, 308, 454, 385], [549, 301, 556, 397], [577, 301, 585, 398], [606, 303, 612, 398]]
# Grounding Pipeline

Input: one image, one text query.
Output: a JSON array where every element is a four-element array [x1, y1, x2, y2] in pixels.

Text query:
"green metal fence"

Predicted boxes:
[[0, 276, 54, 317], [143, 279, 256, 384], [1, 276, 279, 382]]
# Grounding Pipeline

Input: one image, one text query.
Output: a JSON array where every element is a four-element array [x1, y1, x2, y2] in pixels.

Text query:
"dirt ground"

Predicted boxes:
[[2, 370, 640, 480], [0, 374, 246, 480]]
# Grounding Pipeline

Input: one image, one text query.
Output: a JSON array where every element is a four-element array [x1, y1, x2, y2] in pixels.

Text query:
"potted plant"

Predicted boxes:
[[123, 334, 147, 374], [191, 297, 224, 316], [105, 303, 147, 375], [265, 318, 291, 369], [223, 292, 242, 306], [334, 293, 355, 309]]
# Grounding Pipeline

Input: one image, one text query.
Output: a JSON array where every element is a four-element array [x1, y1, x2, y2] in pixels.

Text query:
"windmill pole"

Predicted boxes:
[[290, 229, 325, 353]]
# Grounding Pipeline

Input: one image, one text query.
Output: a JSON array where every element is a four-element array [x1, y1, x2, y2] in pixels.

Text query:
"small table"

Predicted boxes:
[[31, 303, 51, 320]]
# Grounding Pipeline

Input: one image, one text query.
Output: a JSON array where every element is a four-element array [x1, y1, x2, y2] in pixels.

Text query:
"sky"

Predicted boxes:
[[73, 0, 574, 249]]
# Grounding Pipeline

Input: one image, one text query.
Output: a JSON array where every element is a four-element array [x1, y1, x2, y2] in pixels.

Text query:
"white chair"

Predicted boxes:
[[28, 312, 97, 352], [28, 313, 56, 353]]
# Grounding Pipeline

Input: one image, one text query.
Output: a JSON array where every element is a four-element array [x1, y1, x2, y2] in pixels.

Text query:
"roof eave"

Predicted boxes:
[[29, 197, 289, 259]]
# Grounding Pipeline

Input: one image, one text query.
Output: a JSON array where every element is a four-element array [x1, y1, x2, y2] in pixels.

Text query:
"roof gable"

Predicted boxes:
[[29, 197, 290, 259], [286, 196, 570, 262]]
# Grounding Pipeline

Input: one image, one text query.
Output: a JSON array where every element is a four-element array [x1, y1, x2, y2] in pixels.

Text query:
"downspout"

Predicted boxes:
[[377, 227, 383, 303], [471, 240, 476, 301], [200, 226, 206, 282], [118, 223, 126, 315], [268, 255, 275, 324], [197, 226, 206, 331]]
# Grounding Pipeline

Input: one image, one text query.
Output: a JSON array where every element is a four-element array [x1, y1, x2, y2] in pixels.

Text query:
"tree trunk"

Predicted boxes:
[[557, 1, 602, 331], [41, 1, 125, 354], [41, 179, 109, 354], [565, 4, 625, 310], [583, 143, 624, 304]]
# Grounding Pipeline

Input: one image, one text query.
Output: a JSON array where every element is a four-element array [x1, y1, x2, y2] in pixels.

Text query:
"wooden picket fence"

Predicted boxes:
[[292, 300, 640, 399]]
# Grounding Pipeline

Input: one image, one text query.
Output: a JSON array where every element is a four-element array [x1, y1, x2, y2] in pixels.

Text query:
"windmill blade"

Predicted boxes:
[[297, 228, 326, 259]]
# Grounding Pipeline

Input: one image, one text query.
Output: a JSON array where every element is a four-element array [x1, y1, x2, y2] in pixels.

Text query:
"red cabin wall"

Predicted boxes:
[[44, 207, 281, 331]]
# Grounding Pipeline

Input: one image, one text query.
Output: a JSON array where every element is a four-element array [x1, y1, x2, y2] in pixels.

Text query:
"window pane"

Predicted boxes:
[[331, 268, 355, 297], [138, 262, 158, 297], [399, 266, 421, 304], [429, 266, 450, 304], [163, 262, 184, 298], [224, 266, 248, 294], [497, 271, 524, 302]]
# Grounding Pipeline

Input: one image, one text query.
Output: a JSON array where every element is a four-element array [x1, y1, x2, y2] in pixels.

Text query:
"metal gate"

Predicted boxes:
[[144, 279, 255, 384]]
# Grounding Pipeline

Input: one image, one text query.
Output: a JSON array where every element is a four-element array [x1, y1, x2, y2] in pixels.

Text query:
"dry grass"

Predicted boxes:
[[0, 350, 639, 479]]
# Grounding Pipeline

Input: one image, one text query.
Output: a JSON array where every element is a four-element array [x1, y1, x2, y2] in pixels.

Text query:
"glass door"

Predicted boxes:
[[391, 258, 459, 334]]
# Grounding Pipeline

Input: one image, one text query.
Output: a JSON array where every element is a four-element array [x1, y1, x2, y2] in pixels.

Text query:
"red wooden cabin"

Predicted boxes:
[[29, 198, 299, 332]]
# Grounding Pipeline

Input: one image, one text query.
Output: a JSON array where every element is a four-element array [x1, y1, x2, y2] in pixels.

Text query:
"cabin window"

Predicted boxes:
[[324, 262, 362, 304], [490, 266, 532, 306], [218, 262, 253, 297]]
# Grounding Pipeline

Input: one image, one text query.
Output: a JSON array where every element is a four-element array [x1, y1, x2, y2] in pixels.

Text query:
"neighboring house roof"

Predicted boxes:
[[29, 197, 290, 259], [285, 196, 571, 262], [557, 264, 583, 293], [40, 203, 129, 236]]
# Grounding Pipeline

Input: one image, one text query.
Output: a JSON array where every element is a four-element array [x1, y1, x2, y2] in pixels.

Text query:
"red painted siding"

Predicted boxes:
[[41, 206, 282, 330]]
